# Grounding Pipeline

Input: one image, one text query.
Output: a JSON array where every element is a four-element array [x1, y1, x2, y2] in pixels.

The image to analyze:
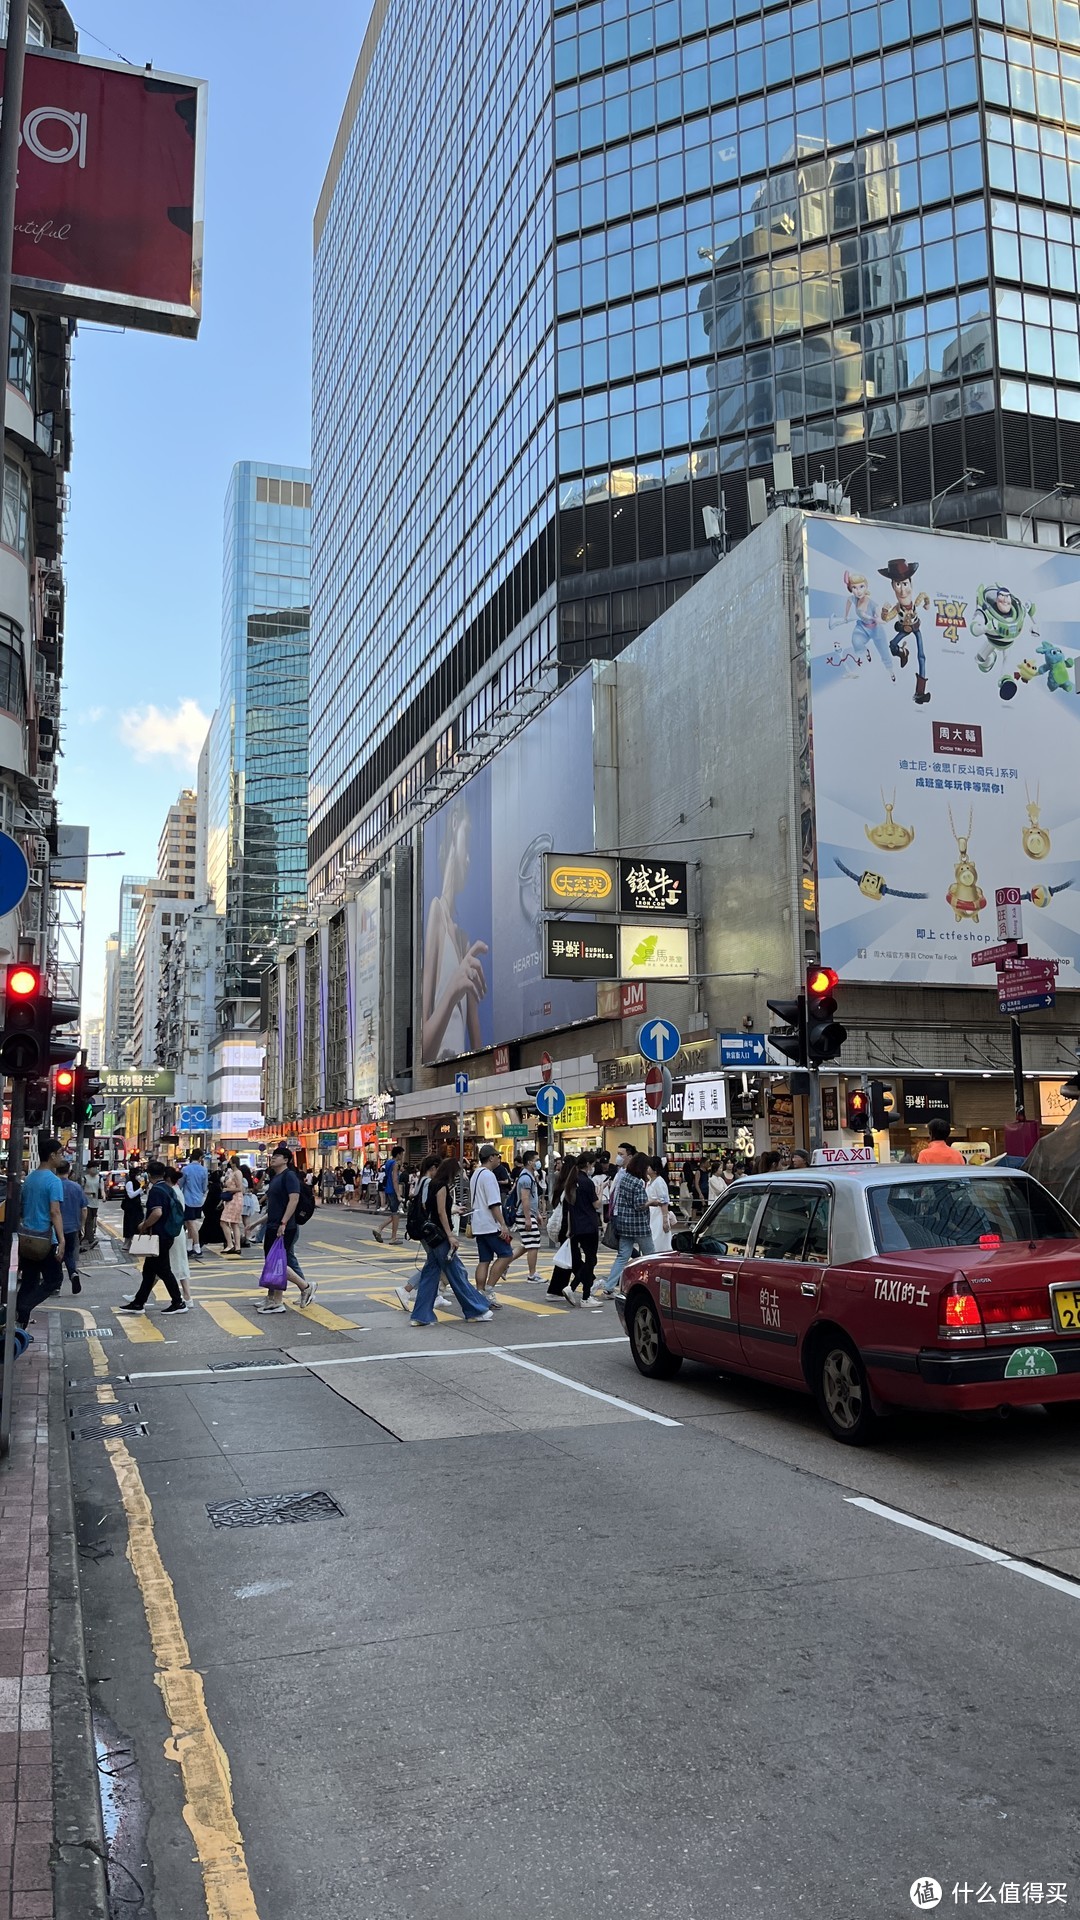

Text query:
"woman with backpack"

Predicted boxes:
[[407, 1158, 494, 1327]]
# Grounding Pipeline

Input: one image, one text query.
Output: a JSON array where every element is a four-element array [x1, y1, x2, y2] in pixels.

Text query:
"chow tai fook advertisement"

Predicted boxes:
[[0, 46, 206, 335], [421, 675, 597, 1063], [806, 516, 1080, 986]]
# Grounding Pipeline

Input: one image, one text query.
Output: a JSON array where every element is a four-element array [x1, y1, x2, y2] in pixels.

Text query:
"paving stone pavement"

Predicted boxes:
[[0, 1338, 52, 1920]]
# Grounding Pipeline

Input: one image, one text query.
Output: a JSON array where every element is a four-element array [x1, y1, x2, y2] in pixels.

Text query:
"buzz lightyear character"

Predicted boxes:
[[972, 584, 1037, 673]]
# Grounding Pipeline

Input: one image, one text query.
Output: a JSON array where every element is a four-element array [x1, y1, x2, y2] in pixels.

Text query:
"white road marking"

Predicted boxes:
[[499, 1349, 681, 1426], [847, 1495, 1080, 1601], [127, 1334, 629, 1382]]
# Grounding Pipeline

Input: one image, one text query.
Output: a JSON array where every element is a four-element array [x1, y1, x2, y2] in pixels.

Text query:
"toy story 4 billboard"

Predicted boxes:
[[806, 515, 1080, 987]]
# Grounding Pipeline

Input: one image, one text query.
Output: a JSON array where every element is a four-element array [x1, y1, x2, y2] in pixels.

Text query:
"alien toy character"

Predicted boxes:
[[879, 558, 931, 704], [1036, 640, 1074, 691]]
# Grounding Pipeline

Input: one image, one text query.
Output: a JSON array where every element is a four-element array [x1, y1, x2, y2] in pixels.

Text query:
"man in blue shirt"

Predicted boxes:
[[15, 1139, 66, 1327], [116, 1158, 186, 1314], [178, 1150, 209, 1261], [57, 1158, 87, 1294], [372, 1149, 401, 1245]]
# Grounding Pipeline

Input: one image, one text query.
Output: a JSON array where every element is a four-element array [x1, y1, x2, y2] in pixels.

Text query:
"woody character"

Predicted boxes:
[[879, 557, 931, 705]]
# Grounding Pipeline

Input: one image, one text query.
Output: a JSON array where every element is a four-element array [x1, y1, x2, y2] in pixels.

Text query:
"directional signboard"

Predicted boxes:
[[996, 886, 1023, 942], [638, 1018, 681, 1064], [535, 1083, 566, 1120], [719, 1031, 766, 1069], [998, 992, 1055, 1014], [454, 1072, 469, 1095], [971, 941, 1024, 968]]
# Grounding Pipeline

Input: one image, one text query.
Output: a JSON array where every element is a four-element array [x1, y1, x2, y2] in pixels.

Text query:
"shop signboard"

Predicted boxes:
[[768, 1090, 796, 1141], [820, 1087, 839, 1132], [544, 922, 618, 979], [618, 924, 690, 981], [103, 1070, 175, 1096], [627, 1074, 728, 1125], [599, 1039, 717, 1088], [618, 859, 688, 917], [422, 676, 597, 1060], [1040, 1079, 1078, 1125], [806, 518, 1080, 987], [596, 981, 647, 1021], [2, 48, 206, 336], [552, 1096, 589, 1133], [587, 1091, 626, 1127], [542, 854, 618, 913], [902, 1078, 951, 1125]]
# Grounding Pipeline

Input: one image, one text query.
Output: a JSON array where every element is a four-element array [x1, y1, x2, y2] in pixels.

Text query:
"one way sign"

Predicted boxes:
[[719, 1031, 766, 1069]]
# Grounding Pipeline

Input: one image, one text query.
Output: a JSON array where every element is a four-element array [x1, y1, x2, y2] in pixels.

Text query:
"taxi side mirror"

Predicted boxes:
[[671, 1229, 694, 1254]]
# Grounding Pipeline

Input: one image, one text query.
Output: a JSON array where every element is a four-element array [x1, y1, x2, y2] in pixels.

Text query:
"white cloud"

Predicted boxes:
[[118, 698, 210, 768]]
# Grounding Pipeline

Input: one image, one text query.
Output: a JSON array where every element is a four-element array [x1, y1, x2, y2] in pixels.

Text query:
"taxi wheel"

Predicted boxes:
[[628, 1294, 682, 1379], [812, 1334, 879, 1445]]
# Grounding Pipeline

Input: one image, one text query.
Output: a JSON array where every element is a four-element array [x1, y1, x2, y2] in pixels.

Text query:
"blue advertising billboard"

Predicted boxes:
[[421, 675, 596, 1062]]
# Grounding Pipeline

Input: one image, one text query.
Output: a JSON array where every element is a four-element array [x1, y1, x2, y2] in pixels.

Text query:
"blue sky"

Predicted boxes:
[[56, 1, 371, 1011]]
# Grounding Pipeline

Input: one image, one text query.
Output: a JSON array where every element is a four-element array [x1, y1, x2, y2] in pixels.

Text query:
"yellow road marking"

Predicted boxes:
[[116, 1311, 165, 1344], [283, 1298, 359, 1332], [200, 1301, 261, 1339], [75, 1313, 262, 1915]]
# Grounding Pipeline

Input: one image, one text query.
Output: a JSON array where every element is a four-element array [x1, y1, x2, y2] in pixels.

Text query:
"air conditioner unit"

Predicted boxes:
[[29, 866, 44, 889]]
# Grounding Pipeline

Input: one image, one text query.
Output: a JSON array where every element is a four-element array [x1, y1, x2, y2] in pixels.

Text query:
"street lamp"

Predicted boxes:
[[1019, 480, 1073, 543], [929, 467, 983, 528]]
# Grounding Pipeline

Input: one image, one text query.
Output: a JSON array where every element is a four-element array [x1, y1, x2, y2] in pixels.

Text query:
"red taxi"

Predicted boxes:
[[614, 1166, 1080, 1443]]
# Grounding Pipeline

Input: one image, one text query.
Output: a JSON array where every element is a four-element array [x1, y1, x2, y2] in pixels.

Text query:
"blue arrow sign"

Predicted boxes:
[[638, 1018, 682, 1065], [454, 1072, 469, 1095], [719, 1031, 766, 1068], [999, 992, 1055, 1014], [0, 831, 30, 917], [535, 1083, 566, 1119]]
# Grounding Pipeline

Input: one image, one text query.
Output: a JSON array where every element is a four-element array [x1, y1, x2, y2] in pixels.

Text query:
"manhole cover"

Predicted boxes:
[[68, 1400, 140, 1420], [206, 1490, 344, 1529], [72, 1420, 149, 1441], [65, 1327, 114, 1339], [207, 1354, 290, 1372]]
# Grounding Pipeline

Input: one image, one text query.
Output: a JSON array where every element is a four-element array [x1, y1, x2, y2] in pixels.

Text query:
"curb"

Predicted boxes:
[[47, 1322, 111, 1920]]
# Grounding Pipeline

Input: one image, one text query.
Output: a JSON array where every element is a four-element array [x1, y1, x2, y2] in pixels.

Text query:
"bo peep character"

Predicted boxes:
[[828, 570, 896, 681]]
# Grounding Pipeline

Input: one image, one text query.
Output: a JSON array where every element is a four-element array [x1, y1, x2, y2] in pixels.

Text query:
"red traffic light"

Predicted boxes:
[[807, 965, 839, 999], [7, 965, 40, 998], [55, 1068, 74, 1090]]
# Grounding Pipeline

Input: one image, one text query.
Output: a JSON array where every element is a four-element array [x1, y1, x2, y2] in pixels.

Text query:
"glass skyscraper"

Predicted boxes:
[[310, 0, 1080, 905], [208, 462, 312, 1006]]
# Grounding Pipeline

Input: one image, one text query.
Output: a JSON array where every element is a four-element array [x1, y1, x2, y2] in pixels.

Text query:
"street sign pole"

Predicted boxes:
[[1011, 1016, 1026, 1121]]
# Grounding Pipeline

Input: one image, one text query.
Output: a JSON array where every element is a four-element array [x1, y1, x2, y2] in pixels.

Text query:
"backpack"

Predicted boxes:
[[166, 1187, 185, 1237], [406, 1177, 429, 1243], [505, 1170, 534, 1232], [295, 1181, 316, 1226]]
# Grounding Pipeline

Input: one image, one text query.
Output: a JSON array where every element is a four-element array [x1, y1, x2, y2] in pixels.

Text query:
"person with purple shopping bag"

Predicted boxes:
[[256, 1145, 316, 1315]]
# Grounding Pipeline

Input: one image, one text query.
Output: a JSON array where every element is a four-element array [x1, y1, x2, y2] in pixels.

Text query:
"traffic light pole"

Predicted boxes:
[[807, 1066, 823, 1151], [0, 1075, 28, 1458]]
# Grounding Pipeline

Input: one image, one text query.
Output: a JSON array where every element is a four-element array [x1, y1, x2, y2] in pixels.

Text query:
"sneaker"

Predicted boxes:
[[394, 1285, 413, 1312], [115, 1302, 145, 1315], [298, 1281, 317, 1309], [162, 1301, 189, 1314], [467, 1310, 495, 1322], [71, 1279, 82, 1294], [191, 1248, 203, 1259], [256, 1301, 286, 1314], [484, 1292, 503, 1309], [562, 1289, 581, 1306], [409, 1317, 437, 1328]]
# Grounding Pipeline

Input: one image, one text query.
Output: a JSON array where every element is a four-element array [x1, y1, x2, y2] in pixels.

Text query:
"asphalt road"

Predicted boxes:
[[54, 1202, 1080, 1919]]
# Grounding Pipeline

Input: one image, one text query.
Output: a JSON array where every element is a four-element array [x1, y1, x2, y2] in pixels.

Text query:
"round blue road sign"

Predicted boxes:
[[638, 1017, 682, 1064], [535, 1084, 566, 1119], [0, 832, 30, 917]]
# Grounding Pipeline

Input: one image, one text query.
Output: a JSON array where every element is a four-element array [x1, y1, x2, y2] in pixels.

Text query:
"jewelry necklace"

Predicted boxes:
[[1022, 781, 1051, 861], [865, 786, 915, 852]]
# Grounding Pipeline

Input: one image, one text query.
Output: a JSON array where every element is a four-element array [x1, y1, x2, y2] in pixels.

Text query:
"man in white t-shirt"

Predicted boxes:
[[470, 1142, 513, 1307]]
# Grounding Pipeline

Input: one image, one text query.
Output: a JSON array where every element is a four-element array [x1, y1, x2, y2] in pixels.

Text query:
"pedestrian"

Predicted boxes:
[[178, 1149, 208, 1260], [80, 1159, 104, 1249], [790, 1148, 811, 1170], [645, 1155, 674, 1253], [240, 1164, 261, 1246], [917, 1118, 965, 1165], [200, 1166, 224, 1247], [547, 1153, 600, 1304], [407, 1158, 493, 1326], [116, 1158, 187, 1316], [255, 1145, 316, 1313], [15, 1138, 66, 1327], [512, 1149, 544, 1280], [56, 1159, 87, 1293], [220, 1157, 245, 1255], [164, 1166, 193, 1303], [601, 1151, 654, 1298], [394, 1153, 447, 1312], [708, 1160, 728, 1203], [343, 1163, 357, 1208], [758, 1150, 782, 1174], [360, 1161, 374, 1208], [121, 1167, 144, 1251], [608, 1142, 636, 1222], [372, 1143, 402, 1244], [333, 1167, 346, 1206], [469, 1141, 513, 1307]]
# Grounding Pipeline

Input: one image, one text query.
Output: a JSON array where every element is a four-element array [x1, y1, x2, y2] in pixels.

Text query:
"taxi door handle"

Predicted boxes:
[[800, 1281, 818, 1298], [719, 1272, 737, 1286]]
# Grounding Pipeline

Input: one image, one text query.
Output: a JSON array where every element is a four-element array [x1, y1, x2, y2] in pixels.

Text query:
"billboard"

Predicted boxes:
[[807, 517, 1080, 986], [1, 48, 205, 336], [348, 876, 380, 1103], [421, 675, 596, 1062]]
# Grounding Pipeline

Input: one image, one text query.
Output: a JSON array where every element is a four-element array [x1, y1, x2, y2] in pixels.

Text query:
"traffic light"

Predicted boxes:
[[81, 1066, 104, 1120], [869, 1079, 899, 1129], [805, 965, 846, 1066], [845, 1087, 870, 1132], [766, 992, 806, 1069], [23, 1075, 49, 1126], [52, 1065, 76, 1128], [0, 964, 79, 1076]]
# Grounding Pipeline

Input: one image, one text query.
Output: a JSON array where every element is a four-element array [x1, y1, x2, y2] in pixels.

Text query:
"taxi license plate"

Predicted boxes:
[[1051, 1286, 1080, 1333]]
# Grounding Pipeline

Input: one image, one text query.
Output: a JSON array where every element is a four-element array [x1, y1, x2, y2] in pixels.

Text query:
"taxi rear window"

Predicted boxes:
[[868, 1178, 1080, 1252]]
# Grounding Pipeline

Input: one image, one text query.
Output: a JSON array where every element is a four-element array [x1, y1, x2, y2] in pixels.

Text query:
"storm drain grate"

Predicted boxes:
[[207, 1354, 289, 1373], [65, 1327, 114, 1339], [206, 1490, 345, 1529], [72, 1420, 149, 1441], [68, 1400, 140, 1421]]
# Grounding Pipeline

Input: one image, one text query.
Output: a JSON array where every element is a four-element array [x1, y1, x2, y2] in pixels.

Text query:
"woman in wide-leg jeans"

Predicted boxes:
[[411, 1158, 491, 1326]]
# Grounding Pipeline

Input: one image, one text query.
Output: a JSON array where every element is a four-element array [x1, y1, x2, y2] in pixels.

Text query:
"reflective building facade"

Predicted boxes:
[[310, 0, 1080, 905]]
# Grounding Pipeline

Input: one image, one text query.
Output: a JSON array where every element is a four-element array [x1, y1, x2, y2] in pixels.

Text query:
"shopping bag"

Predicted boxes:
[[129, 1234, 158, 1261], [546, 1202, 563, 1245], [259, 1236, 289, 1290], [602, 1221, 620, 1252], [552, 1239, 573, 1272]]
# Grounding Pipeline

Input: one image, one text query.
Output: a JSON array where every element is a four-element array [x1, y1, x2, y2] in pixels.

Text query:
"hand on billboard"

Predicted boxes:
[[454, 939, 489, 1004]]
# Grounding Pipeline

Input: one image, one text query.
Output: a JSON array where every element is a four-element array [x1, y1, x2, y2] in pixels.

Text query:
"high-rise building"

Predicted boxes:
[[156, 789, 198, 895], [308, 0, 1080, 910], [101, 933, 119, 1064], [205, 462, 311, 1146], [109, 875, 151, 1068]]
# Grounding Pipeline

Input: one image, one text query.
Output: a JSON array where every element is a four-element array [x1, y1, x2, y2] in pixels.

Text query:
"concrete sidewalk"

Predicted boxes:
[[0, 1339, 52, 1920]]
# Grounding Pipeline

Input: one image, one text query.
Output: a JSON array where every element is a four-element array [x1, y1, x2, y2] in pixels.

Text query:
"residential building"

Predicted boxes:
[[157, 788, 198, 896], [83, 1016, 103, 1071], [101, 933, 119, 1063], [205, 462, 311, 1147], [109, 874, 151, 1068], [307, 0, 1080, 931], [132, 889, 191, 1070], [155, 901, 222, 1108]]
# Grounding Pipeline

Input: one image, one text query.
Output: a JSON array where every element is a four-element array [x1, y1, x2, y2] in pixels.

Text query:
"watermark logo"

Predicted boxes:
[[911, 1883, 943, 1912]]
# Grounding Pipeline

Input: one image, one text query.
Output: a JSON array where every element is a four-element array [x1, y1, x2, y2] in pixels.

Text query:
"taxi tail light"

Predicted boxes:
[[939, 1280, 984, 1340], [980, 1289, 1050, 1326]]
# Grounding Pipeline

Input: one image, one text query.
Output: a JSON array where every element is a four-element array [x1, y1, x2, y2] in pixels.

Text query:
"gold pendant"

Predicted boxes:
[[865, 797, 915, 852], [1022, 797, 1050, 861], [946, 836, 987, 924]]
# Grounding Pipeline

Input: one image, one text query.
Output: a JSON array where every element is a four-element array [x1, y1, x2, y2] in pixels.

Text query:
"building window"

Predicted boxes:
[[0, 617, 25, 719], [0, 4, 48, 43], [8, 313, 34, 402], [255, 475, 312, 508], [2, 461, 30, 558]]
